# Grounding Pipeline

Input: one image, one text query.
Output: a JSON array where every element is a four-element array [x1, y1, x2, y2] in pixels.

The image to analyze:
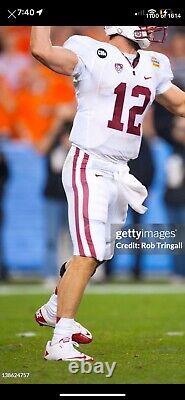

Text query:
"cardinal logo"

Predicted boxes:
[[115, 63, 123, 73]]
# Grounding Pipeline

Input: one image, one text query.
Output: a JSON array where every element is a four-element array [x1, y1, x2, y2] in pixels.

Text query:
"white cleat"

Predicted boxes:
[[35, 305, 93, 344], [44, 339, 93, 362]]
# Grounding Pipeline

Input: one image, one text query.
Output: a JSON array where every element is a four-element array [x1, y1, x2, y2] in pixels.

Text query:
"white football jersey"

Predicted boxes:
[[64, 35, 173, 162]]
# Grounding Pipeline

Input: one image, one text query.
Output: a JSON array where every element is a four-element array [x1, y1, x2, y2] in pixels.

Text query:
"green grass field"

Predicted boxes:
[[0, 285, 185, 384]]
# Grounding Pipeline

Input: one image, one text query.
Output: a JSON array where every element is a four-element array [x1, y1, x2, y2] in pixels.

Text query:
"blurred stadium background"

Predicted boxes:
[[0, 26, 185, 286]]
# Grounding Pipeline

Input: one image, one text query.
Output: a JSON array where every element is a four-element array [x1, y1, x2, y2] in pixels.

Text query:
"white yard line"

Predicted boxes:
[[166, 331, 184, 336], [0, 283, 185, 296], [86, 284, 185, 295], [16, 331, 37, 337]]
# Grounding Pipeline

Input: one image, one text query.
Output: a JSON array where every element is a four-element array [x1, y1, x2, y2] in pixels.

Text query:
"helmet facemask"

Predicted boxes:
[[134, 26, 168, 44]]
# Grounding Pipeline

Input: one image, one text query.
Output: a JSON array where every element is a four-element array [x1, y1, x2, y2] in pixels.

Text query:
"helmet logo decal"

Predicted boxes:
[[117, 28, 123, 34], [134, 30, 142, 38]]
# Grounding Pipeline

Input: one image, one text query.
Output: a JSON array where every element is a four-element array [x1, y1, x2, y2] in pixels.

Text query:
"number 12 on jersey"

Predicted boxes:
[[108, 83, 151, 136]]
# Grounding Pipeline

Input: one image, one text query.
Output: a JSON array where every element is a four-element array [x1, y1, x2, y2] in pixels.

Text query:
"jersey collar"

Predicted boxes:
[[122, 52, 140, 69]]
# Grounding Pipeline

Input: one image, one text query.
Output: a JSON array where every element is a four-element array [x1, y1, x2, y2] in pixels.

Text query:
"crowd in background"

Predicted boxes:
[[0, 26, 185, 283]]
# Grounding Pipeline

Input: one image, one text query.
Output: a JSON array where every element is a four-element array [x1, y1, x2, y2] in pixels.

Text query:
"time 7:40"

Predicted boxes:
[[17, 9, 44, 16]]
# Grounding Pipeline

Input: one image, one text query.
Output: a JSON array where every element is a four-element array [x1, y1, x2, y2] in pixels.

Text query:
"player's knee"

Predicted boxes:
[[70, 255, 99, 273]]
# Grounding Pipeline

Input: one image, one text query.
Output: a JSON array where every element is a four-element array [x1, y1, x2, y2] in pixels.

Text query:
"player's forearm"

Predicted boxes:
[[30, 26, 52, 58], [166, 97, 185, 118], [156, 85, 185, 118], [173, 86, 185, 118], [176, 98, 185, 118], [30, 27, 78, 75]]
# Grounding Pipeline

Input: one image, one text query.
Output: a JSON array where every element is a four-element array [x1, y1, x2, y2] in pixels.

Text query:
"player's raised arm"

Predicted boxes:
[[30, 27, 78, 75], [156, 84, 185, 118]]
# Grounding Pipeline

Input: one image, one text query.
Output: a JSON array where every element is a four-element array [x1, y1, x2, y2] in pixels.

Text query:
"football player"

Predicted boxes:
[[31, 26, 185, 361]]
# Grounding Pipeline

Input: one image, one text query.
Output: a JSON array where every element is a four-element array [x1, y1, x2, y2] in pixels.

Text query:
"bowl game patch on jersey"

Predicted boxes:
[[151, 56, 160, 68]]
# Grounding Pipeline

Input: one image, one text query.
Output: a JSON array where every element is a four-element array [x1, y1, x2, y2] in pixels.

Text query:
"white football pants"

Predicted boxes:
[[62, 145, 128, 262]]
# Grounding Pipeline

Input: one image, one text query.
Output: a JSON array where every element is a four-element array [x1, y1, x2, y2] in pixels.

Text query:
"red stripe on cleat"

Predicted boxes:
[[72, 333, 92, 344], [65, 356, 93, 361], [35, 310, 47, 326]]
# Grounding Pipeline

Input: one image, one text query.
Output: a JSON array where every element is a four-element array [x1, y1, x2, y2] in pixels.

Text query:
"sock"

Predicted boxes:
[[51, 317, 74, 345], [45, 262, 68, 319], [44, 262, 67, 317], [45, 294, 57, 320]]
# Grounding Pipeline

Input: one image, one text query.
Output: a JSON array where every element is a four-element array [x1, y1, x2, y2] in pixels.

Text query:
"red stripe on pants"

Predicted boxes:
[[80, 154, 97, 259], [72, 148, 85, 256]]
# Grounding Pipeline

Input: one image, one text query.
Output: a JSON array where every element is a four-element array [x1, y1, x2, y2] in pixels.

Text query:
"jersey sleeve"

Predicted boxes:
[[155, 54, 174, 95], [63, 35, 95, 78]]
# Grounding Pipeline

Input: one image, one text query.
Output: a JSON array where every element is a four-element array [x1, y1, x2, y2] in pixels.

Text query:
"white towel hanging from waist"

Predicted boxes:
[[114, 164, 148, 215]]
